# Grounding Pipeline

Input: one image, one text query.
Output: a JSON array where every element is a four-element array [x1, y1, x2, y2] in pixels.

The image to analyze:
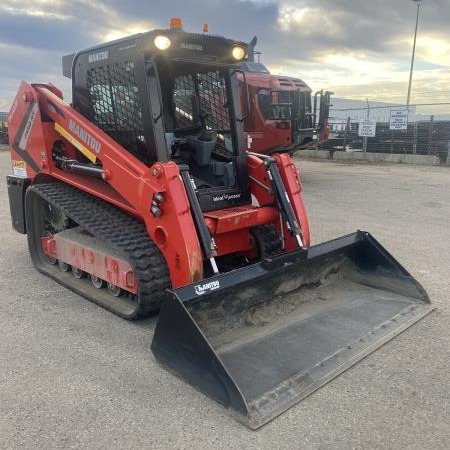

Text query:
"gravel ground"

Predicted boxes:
[[0, 148, 449, 449]]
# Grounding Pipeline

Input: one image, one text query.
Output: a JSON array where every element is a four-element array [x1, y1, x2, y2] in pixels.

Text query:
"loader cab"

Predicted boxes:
[[65, 24, 251, 211]]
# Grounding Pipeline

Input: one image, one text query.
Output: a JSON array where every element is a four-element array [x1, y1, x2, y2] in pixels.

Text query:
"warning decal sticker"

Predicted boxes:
[[12, 160, 27, 178]]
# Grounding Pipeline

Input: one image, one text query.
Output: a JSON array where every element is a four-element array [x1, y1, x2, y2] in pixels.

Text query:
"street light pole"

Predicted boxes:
[[406, 0, 422, 106]]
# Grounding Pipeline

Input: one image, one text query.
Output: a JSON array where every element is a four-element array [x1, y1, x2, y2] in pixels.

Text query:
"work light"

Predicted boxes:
[[232, 46, 246, 61], [154, 35, 171, 50]]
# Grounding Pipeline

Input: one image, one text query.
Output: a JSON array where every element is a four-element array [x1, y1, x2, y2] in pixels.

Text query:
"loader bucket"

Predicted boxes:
[[151, 231, 432, 429]]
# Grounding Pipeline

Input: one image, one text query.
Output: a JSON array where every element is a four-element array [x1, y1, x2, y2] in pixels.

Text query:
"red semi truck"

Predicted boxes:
[[238, 57, 332, 155]]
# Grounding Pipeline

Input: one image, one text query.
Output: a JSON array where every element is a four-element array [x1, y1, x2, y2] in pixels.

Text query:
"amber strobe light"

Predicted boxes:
[[170, 17, 183, 29]]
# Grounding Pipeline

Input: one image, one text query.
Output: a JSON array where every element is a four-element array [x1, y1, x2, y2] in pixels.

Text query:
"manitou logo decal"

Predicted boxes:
[[194, 280, 220, 295], [68, 119, 101, 153], [88, 50, 109, 63], [212, 193, 241, 202], [180, 42, 203, 51]]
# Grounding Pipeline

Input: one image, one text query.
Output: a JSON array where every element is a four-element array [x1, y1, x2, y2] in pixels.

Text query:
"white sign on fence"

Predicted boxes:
[[358, 121, 376, 137], [389, 110, 408, 130]]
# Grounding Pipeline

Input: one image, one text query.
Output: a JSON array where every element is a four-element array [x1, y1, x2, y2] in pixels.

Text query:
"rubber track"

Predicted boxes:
[[30, 182, 171, 319], [251, 224, 283, 258]]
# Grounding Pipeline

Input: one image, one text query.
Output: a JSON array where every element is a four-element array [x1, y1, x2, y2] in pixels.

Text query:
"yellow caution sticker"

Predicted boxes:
[[12, 160, 27, 177], [54, 122, 97, 163]]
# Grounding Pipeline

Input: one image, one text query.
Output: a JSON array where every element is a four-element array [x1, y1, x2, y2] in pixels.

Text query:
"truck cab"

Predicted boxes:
[[238, 58, 332, 154]]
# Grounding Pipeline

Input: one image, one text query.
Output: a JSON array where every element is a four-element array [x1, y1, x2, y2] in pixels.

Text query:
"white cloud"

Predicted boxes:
[[278, 5, 342, 37], [0, 0, 449, 109], [99, 21, 157, 42], [416, 35, 450, 68], [0, 0, 70, 20]]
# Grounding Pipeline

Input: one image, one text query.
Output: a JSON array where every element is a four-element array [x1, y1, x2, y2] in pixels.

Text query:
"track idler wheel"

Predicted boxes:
[[41, 231, 57, 265]]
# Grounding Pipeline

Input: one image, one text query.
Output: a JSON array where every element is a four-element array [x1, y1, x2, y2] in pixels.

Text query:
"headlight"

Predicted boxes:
[[232, 46, 246, 61], [154, 35, 171, 50]]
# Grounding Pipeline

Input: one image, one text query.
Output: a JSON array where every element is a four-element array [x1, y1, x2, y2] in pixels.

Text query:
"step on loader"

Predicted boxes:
[[6, 18, 432, 428]]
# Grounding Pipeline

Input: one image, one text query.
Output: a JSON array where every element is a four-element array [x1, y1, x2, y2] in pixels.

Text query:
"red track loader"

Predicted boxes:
[[6, 20, 431, 428]]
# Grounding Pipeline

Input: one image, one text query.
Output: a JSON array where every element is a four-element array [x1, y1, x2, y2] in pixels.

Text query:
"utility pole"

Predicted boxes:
[[406, 0, 422, 106], [363, 98, 370, 156]]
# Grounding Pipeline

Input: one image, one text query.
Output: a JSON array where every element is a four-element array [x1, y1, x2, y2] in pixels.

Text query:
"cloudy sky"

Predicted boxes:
[[0, 0, 449, 110]]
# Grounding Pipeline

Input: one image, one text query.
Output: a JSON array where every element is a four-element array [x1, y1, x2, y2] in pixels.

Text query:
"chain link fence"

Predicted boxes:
[[0, 111, 8, 145], [322, 102, 450, 163]]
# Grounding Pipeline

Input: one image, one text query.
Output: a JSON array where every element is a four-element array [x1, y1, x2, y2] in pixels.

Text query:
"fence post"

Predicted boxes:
[[342, 116, 350, 150], [363, 136, 368, 154], [413, 121, 418, 154], [363, 99, 370, 157], [427, 115, 434, 155], [447, 141, 450, 166]]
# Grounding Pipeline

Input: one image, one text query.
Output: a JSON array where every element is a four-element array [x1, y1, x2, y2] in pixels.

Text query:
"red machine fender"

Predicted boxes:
[[8, 82, 204, 288]]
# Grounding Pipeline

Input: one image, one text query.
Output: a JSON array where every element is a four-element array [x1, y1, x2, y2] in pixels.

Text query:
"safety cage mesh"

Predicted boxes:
[[173, 71, 232, 155], [86, 61, 148, 162]]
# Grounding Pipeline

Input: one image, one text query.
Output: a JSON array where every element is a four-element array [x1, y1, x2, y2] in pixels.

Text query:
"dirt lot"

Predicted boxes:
[[0, 148, 449, 449]]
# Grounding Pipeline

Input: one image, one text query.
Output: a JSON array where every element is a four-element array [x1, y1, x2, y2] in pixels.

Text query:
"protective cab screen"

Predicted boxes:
[[163, 66, 237, 190]]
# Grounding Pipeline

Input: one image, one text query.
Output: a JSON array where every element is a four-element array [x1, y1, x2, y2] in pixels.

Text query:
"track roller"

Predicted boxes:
[[107, 283, 122, 297], [58, 260, 70, 272], [71, 266, 84, 279], [90, 275, 104, 289]]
